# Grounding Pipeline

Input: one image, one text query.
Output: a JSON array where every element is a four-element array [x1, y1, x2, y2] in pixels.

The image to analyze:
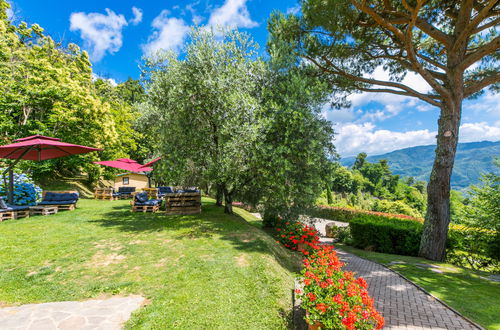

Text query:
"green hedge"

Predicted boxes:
[[348, 214, 499, 272], [349, 214, 422, 256], [309, 205, 423, 223]]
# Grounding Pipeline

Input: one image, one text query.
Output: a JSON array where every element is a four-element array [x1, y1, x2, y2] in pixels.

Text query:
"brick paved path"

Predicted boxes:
[[0, 295, 145, 330], [334, 246, 480, 330]]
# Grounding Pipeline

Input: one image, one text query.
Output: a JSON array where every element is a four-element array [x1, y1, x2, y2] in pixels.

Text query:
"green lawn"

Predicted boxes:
[[337, 244, 500, 330], [0, 199, 301, 329]]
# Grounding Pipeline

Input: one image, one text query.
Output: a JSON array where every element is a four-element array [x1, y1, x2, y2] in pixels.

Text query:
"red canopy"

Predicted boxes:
[[94, 158, 154, 172], [0, 135, 101, 161], [139, 157, 161, 169]]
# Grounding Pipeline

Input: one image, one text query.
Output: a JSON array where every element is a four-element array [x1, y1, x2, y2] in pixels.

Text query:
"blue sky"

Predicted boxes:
[[8, 0, 500, 158]]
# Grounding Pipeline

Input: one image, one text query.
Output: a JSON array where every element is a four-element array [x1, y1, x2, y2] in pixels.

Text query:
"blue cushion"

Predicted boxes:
[[39, 200, 77, 205], [68, 193, 79, 200], [44, 192, 56, 201], [158, 186, 173, 194], [135, 192, 148, 203], [0, 197, 8, 210], [135, 200, 160, 206], [7, 204, 29, 211]]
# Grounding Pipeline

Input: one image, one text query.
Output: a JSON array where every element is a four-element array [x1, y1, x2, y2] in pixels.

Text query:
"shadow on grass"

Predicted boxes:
[[89, 201, 301, 274]]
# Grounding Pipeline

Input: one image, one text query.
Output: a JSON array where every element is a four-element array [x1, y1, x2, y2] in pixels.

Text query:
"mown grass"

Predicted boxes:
[[337, 244, 500, 330], [0, 198, 301, 329]]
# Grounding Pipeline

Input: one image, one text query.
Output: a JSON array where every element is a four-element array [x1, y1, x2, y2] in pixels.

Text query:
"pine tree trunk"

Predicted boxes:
[[223, 187, 233, 214], [419, 98, 462, 261], [215, 184, 223, 206]]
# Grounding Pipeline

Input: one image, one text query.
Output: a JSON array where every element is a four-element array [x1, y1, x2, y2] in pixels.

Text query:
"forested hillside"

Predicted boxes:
[[341, 141, 500, 189]]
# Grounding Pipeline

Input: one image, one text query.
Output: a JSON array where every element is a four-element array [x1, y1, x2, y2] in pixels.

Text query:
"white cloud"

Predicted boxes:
[[142, 10, 190, 55], [335, 123, 436, 157], [130, 7, 143, 25], [459, 122, 500, 142], [91, 73, 118, 86], [335, 122, 500, 157], [286, 4, 301, 15], [70, 9, 128, 61], [207, 0, 258, 29]]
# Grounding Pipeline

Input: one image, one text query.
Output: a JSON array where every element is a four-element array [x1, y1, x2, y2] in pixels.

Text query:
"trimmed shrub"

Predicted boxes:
[[349, 214, 423, 256], [309, 205, 423, 223]]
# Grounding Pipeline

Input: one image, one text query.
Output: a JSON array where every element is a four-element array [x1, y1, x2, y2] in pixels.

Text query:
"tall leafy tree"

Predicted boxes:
[[0, 1, 138, 182], [139, 28, 265, 213], [270, 0, 500, 260]]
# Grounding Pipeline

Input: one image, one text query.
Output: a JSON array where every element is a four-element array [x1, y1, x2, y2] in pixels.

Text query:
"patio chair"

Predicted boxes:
[[38, 191, 79, 211], [131, 192, 162, 213]]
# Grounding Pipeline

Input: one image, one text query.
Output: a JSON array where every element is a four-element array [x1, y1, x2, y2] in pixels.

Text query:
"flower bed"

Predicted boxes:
[[273, 219, 384, 329], [275, 218, 320, 255]]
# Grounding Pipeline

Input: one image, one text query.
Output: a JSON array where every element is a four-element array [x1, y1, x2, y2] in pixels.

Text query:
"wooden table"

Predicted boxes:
[[29, 206, 58, 216]]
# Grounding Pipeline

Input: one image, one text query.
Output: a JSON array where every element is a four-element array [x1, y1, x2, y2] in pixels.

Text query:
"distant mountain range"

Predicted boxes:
[[341, 141, 500, 190]]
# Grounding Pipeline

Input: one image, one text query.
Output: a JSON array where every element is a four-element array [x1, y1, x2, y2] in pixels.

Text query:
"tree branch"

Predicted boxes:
[[304, 55, 442, 107], [403, 0, 450, 97], [454, 0, 499, 52], [460, 35, 500, 70], [473, 17, 500, 34], [464, 71, 500, 97]]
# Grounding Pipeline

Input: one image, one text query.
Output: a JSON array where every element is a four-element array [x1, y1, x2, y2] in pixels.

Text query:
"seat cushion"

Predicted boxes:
[[7, 205, 29, 211], [0, 197, 8, 210], [135, 200, 160, 206], [43, 192, 57, 202], [39, 200, 77, 205], [135, 192, 148, 203]]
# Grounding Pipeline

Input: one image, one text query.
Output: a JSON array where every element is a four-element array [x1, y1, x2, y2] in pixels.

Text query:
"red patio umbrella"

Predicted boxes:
[[0, 135, 101, 203], [140, 157, 161, 170], [94, 157, 161, 188], [94, 158, 154, 172]]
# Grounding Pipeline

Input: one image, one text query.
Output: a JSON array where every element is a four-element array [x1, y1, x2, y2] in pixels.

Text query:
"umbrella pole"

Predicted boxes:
[[8, 169, 13, 204], [1, 146, 34, 204]]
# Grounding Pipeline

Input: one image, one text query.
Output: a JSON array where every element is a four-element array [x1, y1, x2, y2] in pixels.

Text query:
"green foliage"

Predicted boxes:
[[326, 157, 426, 217], [139, 27, 335, 217], [349, 215, 422, 256], [373, 200, 422, 218], [0, 3, 140, 182]]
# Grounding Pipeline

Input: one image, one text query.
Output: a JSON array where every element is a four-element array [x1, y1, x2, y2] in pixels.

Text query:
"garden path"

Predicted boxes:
[[309, 216, 481, 330], [0, 295, 145, 330]]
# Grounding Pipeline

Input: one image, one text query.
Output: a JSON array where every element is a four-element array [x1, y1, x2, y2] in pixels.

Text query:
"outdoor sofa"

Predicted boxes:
[[0, 196, 30, 220], [113, 187, 136, 199], [38, 191, 79, 210], [131, 192, 162, 212], [158, 186, 174, 198]]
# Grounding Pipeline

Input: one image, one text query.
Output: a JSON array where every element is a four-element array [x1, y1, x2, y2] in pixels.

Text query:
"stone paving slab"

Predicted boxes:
[[0, 295, 145, 330], [332, 246, 480, 330]]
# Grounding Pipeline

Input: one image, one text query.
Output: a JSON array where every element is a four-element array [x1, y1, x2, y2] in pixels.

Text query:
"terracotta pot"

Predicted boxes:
[[308, 321, 323, 330], [306, 311, 323, 329]]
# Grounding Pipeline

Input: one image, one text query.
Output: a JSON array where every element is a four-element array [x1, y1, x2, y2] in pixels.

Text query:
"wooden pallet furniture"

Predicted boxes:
[[164, 191, 201, 215], [40, 191, 79, 211], [0, 210, 15, 221], [29, 206, 58, 216], [131, 201, 160, 213], [13, 209, 30, 219], [142, 188, 159, 199], [94, 188, 115, 200]]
